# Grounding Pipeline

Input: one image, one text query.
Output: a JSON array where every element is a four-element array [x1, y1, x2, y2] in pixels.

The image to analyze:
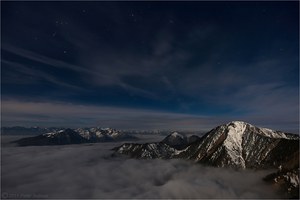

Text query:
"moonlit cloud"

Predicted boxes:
[[1, 138, 282, 199], [2, 100, 223, 130], [2, 99, 298, 133]]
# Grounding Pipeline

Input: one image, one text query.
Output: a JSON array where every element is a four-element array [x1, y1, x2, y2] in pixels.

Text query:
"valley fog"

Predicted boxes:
[[1, 135, 282, 199]]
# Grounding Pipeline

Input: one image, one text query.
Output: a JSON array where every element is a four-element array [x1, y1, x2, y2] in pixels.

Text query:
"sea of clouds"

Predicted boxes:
[[1, 135, 282, 199]]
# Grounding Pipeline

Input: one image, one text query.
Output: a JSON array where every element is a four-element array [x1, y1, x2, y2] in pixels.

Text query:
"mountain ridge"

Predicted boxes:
[[13, 128, 138, 146], [114, 121, 299, 169]]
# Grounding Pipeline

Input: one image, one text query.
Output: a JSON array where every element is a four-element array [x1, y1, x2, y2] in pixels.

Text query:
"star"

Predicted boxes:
[[56, 20, 68, 26]]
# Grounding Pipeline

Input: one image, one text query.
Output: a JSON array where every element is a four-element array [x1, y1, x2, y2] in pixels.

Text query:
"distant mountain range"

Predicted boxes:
[[13, 128, 138, 146], [1, 126, 60, 135], [113, 121, 299, 198]]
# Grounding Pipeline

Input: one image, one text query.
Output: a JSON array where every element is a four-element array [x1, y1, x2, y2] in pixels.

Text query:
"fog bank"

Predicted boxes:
[[1, 136, 282, 199]]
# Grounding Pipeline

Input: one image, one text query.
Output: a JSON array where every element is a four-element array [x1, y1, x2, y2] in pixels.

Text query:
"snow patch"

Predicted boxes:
[[170, 132, 184, 138]]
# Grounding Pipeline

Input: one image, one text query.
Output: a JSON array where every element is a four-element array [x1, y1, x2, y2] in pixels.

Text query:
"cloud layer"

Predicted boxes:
[[2, 99, 298, 133], [1, 100, 222, 131], [1, 136, 282, 199]]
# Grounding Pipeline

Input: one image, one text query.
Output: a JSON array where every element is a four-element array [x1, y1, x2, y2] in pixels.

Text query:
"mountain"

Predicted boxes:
[[114, 121, 299, 197], [13, 128, 138, 146], [114, 132, 201, 159], [175, 121, 299, 169], [14, 129, 88, 146], [162, 132, 187, 146], [263, 150, 299, 198], [75, 127, 138, 142], [115, 142, 178, 159], [1, 126, 60, 135], [114, 121, 299, 169]]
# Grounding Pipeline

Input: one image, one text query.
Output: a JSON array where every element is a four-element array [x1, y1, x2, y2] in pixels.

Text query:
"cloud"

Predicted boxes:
[[1, 5, 298, 133], [2, 99, 298, 133], [1, 137, 282, 199], [2, 60, 84, 91], [1, 100, 222, 130], [1, 44, 93, 75]]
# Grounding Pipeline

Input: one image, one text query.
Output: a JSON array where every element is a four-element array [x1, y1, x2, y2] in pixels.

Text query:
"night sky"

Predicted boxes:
[[1, 1, 299, 132]]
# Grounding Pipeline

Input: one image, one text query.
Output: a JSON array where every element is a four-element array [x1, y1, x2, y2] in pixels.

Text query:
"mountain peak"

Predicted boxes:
[[222, 121, 288, 139], [162, 132, 187, 149], [228, 120, 248, 125], [170, 132, 183, 138]]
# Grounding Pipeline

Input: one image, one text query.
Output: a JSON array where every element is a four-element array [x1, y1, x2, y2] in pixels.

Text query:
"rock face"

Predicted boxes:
[[114, 142, 178, 159], [114, 121, 299, 169], [14, 128, 138, 146], [263, 149, 299, 198]]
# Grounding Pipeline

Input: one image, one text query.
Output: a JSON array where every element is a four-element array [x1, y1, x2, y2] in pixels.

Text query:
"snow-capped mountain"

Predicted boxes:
[[14, 128, 138, 146], [1, 126, 60, 135], [175, 121, 298, 169], [162, 132, 188, 149], [114, 121, 299, 169], [15, 129, 88, 146], [114, 132, 200, 158], [75, 127, 136, 142], [160, 132, 201, 149]]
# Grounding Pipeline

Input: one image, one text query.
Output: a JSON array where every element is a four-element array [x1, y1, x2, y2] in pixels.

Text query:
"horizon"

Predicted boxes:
[[1, 1, 299, 133], [1, 120, 298, 134]]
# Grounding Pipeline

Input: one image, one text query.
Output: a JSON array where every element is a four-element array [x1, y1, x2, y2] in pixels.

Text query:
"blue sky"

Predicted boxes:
[[1, 1, 299, 132]]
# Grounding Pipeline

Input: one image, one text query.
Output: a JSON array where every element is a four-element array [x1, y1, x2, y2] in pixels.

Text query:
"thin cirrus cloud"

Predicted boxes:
[[1, 1, 298, 132], [1, 39, 298, 132], [2, 59, 84, 91], [1, 99, 298, 133], [1, 43, 160, 99], [1, 100, 224, 130]]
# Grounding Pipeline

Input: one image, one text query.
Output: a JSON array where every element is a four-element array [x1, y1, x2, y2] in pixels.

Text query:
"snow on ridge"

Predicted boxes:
[[259, 128, 287, 139], [227, 121, 287, 139], [223, 121, 247, 168]]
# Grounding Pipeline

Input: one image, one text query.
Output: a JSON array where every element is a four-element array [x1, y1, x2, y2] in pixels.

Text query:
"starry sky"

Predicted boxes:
[[1, 1, 299, 132]]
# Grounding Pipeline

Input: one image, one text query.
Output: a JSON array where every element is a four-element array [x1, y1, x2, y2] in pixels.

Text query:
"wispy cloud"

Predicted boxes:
[[2, 43, 96, 75], [1, 2, 298, 132], [2, 60, 84, 91], [2, 99, 298, 133], [1, 100, 225, 130]]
